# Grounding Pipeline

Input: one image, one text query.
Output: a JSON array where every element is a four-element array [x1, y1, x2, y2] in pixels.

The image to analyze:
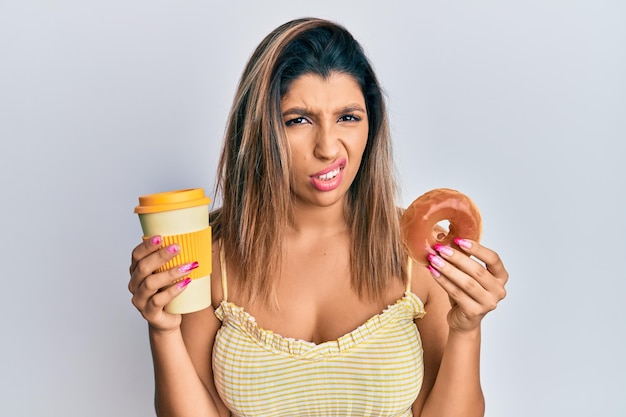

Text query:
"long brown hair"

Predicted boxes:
[[211, 18, 407, 306]]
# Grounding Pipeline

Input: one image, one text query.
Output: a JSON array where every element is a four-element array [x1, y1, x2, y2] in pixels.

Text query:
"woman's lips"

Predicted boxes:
[[310, 159, 346, 192]]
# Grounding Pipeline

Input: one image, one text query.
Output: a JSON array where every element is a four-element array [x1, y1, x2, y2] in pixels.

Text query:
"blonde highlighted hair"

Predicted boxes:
[[211, 18, 407, 306]]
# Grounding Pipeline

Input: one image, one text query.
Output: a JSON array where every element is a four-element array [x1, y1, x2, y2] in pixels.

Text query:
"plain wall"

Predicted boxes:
[[1, 1, 624, 416]]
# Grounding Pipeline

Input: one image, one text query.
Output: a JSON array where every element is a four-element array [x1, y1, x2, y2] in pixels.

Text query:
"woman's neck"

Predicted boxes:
[[289, 198, 349, 237]]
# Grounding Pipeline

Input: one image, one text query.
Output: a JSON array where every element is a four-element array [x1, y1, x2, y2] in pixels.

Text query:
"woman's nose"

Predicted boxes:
[[313, 124, 340, 160]]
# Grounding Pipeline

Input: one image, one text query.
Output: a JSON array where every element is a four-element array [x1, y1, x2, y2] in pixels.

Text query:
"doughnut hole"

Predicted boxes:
[[435, 220, 450, 241]]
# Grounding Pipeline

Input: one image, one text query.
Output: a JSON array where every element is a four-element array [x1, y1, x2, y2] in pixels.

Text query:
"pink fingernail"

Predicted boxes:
[[167, 244, 180, 254], [428, 254, 445, 268], [178, 261, 199, 273], [177, 277, 191, 289], [427, 265, 441, 277], [151, 236, 162, 246], [454, 238, 472, 249], [433, 244, 454, 257]]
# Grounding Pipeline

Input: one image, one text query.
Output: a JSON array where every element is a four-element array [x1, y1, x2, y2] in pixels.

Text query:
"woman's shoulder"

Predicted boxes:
[[409, 259, 435, 304]]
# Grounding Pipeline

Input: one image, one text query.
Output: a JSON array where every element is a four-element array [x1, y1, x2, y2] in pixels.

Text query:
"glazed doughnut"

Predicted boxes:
[[400, 188, 482, 265]]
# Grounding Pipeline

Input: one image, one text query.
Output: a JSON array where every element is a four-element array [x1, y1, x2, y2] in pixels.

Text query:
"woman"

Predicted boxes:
[[128, 17, 508, 417]]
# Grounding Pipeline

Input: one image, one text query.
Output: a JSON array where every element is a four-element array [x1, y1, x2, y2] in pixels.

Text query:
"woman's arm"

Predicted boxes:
[[151, 317, 223, 417], [169, 240, 230, 417], [129, 238, 227, 417], [411, 240, 508, 417]]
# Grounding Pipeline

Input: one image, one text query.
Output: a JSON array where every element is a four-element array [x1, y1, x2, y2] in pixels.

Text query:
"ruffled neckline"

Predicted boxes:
[[214, 291, 425, 360]]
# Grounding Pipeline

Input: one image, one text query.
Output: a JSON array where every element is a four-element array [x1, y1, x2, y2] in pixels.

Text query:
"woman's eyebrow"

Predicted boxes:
[[281, 107, 309, 117], [339, 104, 366, 113], [282, 104, 366, 117]]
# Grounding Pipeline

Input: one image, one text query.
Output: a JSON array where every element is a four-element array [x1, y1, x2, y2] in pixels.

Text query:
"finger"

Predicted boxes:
[[426, 262, 485, 314], [133, 277, 191, 323], [453, 238, 509, 284], [129, 235, 164, 274], [430, 243, 507, 309], [144, 278, 191, 317], [139, 260, 198, 296], [433, 243, 496, 291], [427, 253, 493, 308], [128, 243, 182, 294]]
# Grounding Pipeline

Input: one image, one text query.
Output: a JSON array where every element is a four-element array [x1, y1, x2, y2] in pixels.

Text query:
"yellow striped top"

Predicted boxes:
[[213, 254, 426, 417]]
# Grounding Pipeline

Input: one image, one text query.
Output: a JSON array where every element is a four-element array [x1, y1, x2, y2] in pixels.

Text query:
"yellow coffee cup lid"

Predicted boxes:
[[134, 188, 212, 214]]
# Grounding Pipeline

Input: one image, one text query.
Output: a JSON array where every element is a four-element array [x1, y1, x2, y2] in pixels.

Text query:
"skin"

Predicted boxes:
[[128, 72, 508, 417]]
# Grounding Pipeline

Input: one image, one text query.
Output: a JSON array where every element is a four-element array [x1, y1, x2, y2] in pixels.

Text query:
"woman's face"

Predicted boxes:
[[280, 72, 368, 210]]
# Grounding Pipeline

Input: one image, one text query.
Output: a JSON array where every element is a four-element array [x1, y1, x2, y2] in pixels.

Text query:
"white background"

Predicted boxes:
[[1, 1, 624, 416]]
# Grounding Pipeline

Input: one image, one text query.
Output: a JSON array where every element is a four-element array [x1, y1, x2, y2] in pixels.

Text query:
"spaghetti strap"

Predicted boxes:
[[219, 240, 228, 301], [406, 257, 413, 293]]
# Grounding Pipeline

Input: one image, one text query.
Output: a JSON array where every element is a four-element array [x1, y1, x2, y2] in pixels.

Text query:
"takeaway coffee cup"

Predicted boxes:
[[134, 188, 212, 314]]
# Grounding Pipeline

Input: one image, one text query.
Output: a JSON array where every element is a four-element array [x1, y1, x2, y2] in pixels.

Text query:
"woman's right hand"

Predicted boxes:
[[128, 236, 194, 332]]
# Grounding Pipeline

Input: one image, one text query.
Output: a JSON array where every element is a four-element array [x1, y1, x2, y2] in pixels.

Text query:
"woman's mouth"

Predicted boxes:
[[315, 167, 341, 181], [310, 159, 346, 192]]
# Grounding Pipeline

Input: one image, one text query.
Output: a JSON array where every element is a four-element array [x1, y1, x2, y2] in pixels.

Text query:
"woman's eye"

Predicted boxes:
[[339, 114, 361, 122], [285, 117, 308, 126]]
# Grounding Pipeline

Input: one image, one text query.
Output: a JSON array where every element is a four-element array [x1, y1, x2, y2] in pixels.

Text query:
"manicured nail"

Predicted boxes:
[[177, 277, 192, 289], [427, 265, 441, 278], [454, 238, 472, 249], [151, 236, 162, 246], [428, 254, 445, 268], [433, 244, 454, 257], [178, 261, 199, 273], [167, 244, 180, 254]]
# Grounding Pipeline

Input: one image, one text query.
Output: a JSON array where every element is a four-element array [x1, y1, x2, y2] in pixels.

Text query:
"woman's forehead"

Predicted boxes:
[[281, 73, 365, 109]]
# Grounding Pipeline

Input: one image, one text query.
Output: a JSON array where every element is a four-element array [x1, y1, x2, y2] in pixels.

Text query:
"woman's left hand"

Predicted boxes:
[[427, 239, 508, 332]]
